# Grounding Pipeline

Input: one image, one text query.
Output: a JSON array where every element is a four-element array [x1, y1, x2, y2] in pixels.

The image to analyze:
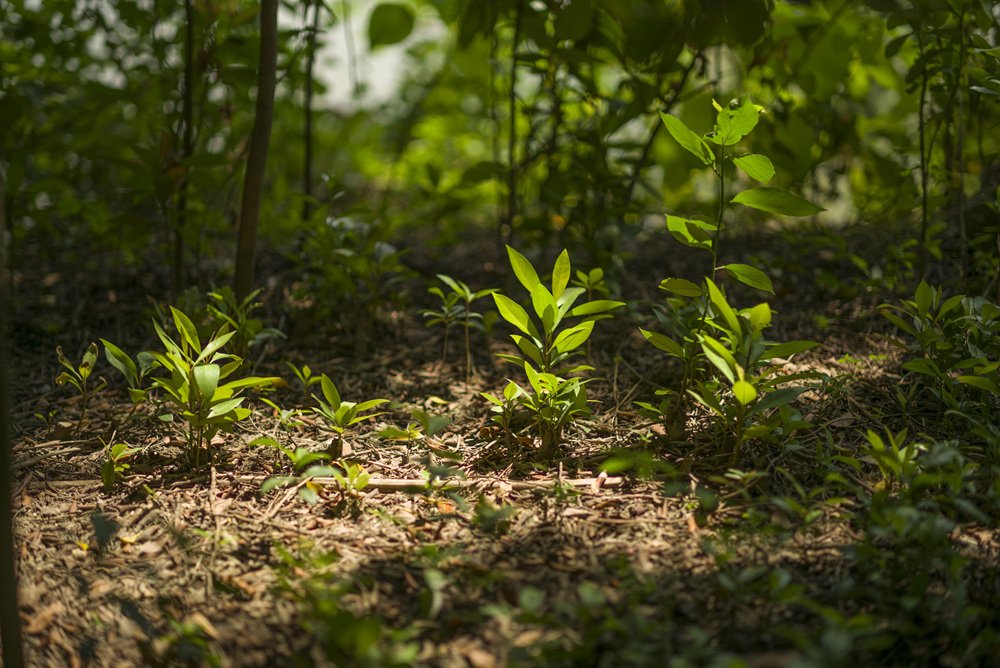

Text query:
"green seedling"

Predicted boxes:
[[481, 381, 523, 451], [147, 306, 279, 467], [378, 409, 452, 442], [255, 436, 336, 505], [332, 462, 371, 499], [312, 374, 388, 458], [286, 362, 321, 397], [422, 274, 495, 384], [260, 397, 307, 429], [55, 342, 106, 425], [862, 428, 923, 493], [493, 246, 623, 374], [101, 340, 157, 421], [512, 365, 591, 458], [101, 442, 140, 494], [207, 286, 285, 359]]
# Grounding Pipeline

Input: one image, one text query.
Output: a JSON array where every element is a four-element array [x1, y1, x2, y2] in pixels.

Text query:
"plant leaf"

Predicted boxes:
[[493, 293, 537, 337], [368, 3, 414, 49], [639, 329, 684, 357], [732, 154, 775, 183], [721, 263, 774, 294], [506, 245, 541, 291], [731, 187, 823, 217], [659, 112, 714, 166], [551, 249, 571, 300]]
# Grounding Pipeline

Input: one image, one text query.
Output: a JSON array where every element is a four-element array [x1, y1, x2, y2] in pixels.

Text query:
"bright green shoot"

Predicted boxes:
[[513, 365, 591, 458], [55, 342, 106, 426], [101, 442, 140, 494], [147, 306, 279, 467], [255, 436, 336, 505], [422, 274, 495, 384], [493, 246, 623, 374], [312, 374, 388, 458]]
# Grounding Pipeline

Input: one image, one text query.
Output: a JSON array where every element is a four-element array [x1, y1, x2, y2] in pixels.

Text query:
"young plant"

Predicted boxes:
[[331, 462, 371, 501], [312, 374, 388, 458], [481, 381, 523, 451], [101, 340, 157, 422], [861, 428, 922, 493], [511, 366, 591, 458], [640, 96, 823, 443], [255, 436, 336, 505], [378, 409, 451, 442], [101, 442, 140, 494], [493, 246, 623, 374], [422, 274, 495, 384], [206, 286, 285, 359], [55, 342, 105, 425], [286, 362, 321, 397], [147, 306, 278, 467]]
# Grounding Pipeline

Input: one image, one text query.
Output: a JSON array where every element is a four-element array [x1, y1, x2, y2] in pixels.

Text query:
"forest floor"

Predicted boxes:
[[8, 228, 1000, 667]]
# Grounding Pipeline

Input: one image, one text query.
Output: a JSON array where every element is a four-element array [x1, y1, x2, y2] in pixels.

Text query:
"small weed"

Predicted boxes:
[[311, 374, 387, 458], [55, 342, 105, 425]]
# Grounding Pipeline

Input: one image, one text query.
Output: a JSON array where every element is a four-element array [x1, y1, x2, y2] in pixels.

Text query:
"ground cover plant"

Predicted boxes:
[[2, 1, 1000, 666]]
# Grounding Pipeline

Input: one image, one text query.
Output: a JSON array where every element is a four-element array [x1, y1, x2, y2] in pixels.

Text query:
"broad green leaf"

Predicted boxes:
[[701, 336, 738, 384], [260, 476, 294, 494], [196, 330, 236, 364], [493, 292, 537, 336], [659, 278, 703, 297], [551, 249, 571, 300], [640, 329, 683, 357], [208, 396, 244, 419], [957, 375, 1000, 395], [746, 302, 772, 332], [706, 280, 740, 335], [506, 246, 541, 291], [530, 283, 558, 332], [552, 321, 595, 354], [221, 376, 279, 391], [902, 358, 940, 378], [193, 364, 220, 402], [368, 3, 414, 49], [733, 380, 758, 406], [760, 340, 820, 360], [525, 364, 543, 395], [914, 280, 933, 318], [721, 263, 774, 294], [320, 375, 341, 408], [511, 335, 545, 368], [710, 97, 759, 146], [731, 188, 823, 217], [101, 339, 138, 386], [356, 399, 388, 412], [732, 154, 775, 183], [666, 215, 716, 250], [659, 112, 714, 166], [170, 306, 202, 354], [569, 299, 625, 317]]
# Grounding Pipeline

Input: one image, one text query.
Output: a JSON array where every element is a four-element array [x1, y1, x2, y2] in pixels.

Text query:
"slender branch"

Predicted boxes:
[[303, 0, 323, 222], [174, 0, 196, 298]]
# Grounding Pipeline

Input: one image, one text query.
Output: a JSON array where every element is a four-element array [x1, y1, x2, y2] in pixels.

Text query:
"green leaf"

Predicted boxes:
[[732, 154, 775, 183], [170, 306, 202, 354], [493, 292, 537, 336], [761, 340, 820, 360], [721, 263, 774, 294], [706, 280, 740, 335], [957, 375, 1000, 395], [666, 215, 716, 250], [659, 278, 703, 297], [640, 329, 684, 357], [260, 476, 294, 494], [568, 299, 625, 317], [733, 380, 758, 406], [207, 397, 244, 419], [731, 188, 823, 217], [196, 330, 236, 364], [193, 364, 220, 402], [552, 321, 595, 354], [320, 375, 341, 408], [914, 280, 934, 318], [506, 246, 541, 291], [101, 339, 138, 387], [659, 112, 714, 166], [551, 249, 571, 300], [368, 3, 414, 49], [710, 97, 759, 146], [530, 283, 558, 332]]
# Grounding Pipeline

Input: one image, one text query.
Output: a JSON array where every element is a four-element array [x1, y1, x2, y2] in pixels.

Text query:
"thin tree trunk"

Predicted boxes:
[[303, 0, 322, 223], [174, 0, 195, 297], [503, 0, 523, 249], [0, 160, 25, 667], [234, 0, 279, 300]]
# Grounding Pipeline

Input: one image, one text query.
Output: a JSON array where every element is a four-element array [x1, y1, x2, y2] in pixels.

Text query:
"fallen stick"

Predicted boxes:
[[236, 474, 624, 493]]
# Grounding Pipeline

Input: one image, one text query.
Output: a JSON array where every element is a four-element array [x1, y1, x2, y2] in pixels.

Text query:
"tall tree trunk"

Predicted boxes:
[[0, 161, 25, 668], [234, 0, 279, 300], [303, 0, 322, 223], [174, 0, 196, 297]]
